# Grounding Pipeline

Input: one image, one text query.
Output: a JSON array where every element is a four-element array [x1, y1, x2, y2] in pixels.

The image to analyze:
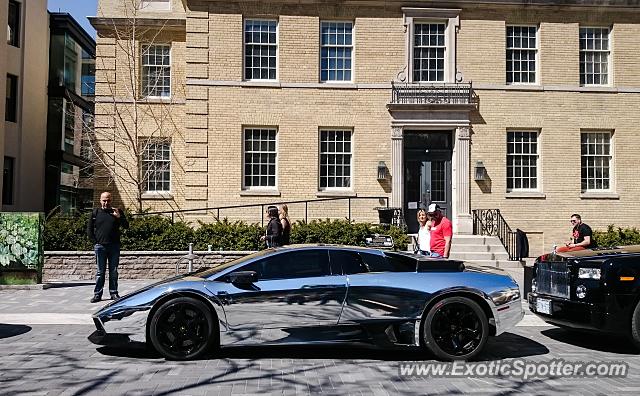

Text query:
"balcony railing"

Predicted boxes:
[[390, 81, 477, 106]]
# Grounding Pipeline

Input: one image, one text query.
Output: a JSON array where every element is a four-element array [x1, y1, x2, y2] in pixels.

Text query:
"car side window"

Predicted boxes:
[[329, 250, 367, 275], [239, 250, 330, 280], [359, 252, 394, 272]]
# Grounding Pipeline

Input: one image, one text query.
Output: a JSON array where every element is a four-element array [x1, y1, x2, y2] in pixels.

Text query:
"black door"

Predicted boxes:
[[404, 132, 452, 233]]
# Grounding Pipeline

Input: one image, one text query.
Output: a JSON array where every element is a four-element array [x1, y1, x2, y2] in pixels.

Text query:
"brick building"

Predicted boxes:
[[91, 0, 640, 256]]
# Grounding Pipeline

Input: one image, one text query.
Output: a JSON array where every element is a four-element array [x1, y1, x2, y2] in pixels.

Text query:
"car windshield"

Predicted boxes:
[[196, 250, 274, 278]]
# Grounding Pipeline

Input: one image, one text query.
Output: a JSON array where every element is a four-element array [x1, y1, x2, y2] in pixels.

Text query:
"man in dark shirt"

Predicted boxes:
[[87, 192, 129, 303], [566, 213, 596, 249]]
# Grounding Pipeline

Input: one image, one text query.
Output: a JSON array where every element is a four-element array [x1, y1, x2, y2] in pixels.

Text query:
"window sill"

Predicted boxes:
[[580, 192, 619, 200], [239, 190, 281, 197], [316, 190, 357, 198], [142, 192, 173, 200], [505, 191, 546, 199]]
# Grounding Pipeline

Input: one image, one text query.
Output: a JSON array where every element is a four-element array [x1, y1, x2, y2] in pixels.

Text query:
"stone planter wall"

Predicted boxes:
[[43, 251, 254, 281]]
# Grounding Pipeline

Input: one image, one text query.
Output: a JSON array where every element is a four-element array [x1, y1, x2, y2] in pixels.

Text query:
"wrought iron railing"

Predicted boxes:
[[472, 209, 519, 261], [390, 81, 477, 105], [134, 196, 390, 227]]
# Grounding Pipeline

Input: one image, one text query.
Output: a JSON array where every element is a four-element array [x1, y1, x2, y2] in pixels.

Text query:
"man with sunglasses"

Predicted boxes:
[[562, 213, 596, 251]]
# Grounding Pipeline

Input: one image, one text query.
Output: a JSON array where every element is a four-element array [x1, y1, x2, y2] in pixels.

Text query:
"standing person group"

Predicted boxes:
[[260, 204, 291, 248], [415, 203, 453, 259], [87, 192, 129, 303]]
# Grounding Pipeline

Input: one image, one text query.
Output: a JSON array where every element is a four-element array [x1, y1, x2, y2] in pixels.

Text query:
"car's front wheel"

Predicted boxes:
[[422, 296, 489, 361], [149, 296, 216, 360], [630, 301, 640, 350]]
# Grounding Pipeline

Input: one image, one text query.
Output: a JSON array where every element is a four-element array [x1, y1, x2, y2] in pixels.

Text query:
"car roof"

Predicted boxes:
[[272, 244, 385, 254], [556, 244, 640, 259]]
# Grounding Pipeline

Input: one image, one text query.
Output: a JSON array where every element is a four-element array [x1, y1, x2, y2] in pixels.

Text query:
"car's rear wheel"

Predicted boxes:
[[422, 296, 489, 361], [630, 301, 640, 350], [149, 297, 216, 360]]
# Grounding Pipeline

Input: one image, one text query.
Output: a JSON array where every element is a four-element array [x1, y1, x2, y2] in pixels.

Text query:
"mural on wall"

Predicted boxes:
[[0, 212, 44, 270]]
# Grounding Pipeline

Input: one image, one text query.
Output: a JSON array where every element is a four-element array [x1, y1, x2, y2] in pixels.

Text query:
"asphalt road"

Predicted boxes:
[[1, 276, 639, 395]]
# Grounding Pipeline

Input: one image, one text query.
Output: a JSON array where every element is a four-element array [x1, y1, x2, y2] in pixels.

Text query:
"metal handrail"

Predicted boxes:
[[472, 209, 519, 261], [133, 196, 390, 226], [390, 81, 477, 105]]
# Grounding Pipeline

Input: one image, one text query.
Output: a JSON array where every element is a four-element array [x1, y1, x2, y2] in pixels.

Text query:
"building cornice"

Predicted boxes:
[[89, 17, 186, 32]]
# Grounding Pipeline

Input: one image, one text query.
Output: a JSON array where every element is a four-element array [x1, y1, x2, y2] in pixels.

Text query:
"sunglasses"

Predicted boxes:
[[570, 219, 578, 223]]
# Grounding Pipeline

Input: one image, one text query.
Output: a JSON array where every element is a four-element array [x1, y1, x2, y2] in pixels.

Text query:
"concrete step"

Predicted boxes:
[[449, 251, 511, 261], [452, 236, 504, 246], [450, 244, 509, 253], [465, 260, 524, 269]]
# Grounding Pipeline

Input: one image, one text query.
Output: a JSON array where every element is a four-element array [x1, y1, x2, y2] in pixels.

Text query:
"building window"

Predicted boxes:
[[507, 131, 538, 191], [580, 27, 610, 86], [244, 19, 277, 80], [243, 128, 277, 188], [320, 21, 353, 82], [5, 74, 18, 123], [7, 1, 20, 47], [413, 23, 445, 82], [141, 44, 171, 98], [581, 132, 611, 191], [2, 157, 14, 205], [64, 100, 75, 153], [81, 49, 96, 98], [506, 26, 537, 84], [320, 129, 352, 189], [142, 141, 171, 192]]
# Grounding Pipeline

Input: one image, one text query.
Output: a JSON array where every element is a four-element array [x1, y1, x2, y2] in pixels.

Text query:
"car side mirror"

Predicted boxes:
[[228, 271, 258, 285]]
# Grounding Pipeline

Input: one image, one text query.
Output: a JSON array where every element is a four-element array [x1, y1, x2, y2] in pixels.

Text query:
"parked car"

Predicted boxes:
[[528, 245, 640, 346], [89, 245, 523, 361]]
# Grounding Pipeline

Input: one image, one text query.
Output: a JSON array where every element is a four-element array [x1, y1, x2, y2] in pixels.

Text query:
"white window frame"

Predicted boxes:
[[579, 26, 611, 86], [243, 19, 278, 82], [242, 127, 278, 190], [141, 44, 172, 99], [319, 21, 354, 83], [142, 140, 172, 193], [403, 8, 460, 84], [581, 131, 613, 192], [506, 131, 540, 192], [140, 0, 171, 12], [506, 25, 538, 85], [319, 129, 353, 191]]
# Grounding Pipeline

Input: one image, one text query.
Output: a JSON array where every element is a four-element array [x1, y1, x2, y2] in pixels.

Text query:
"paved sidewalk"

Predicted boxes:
[[1, 278, 639, 395]]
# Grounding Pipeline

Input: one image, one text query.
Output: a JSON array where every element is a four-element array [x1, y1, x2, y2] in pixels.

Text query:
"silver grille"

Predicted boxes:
[[536, 261, 570, 298]]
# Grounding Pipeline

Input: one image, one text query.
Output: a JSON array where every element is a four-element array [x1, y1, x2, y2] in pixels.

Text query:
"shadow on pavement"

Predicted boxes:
[[95, 333, 548, 362], [477, 331, 549, 360], [43, 282, 95, 289], [541, 328, 640, 354], [0, 323, 31, 339]]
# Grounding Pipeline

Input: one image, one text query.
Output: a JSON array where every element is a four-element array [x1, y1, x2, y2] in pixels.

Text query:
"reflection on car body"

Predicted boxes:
[[89, 245, 523, 361]]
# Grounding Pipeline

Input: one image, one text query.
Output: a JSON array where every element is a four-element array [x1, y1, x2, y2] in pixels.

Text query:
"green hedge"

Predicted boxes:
[[593, 225, 640, 247], [44, 213, 408, 251]]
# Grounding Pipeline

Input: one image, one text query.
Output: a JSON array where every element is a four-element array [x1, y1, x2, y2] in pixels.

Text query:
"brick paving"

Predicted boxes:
[[1, 278, 639, 395]]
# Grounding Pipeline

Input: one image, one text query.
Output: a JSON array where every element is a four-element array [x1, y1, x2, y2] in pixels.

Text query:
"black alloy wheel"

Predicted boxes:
[[423, 296, 489, 361], [149, 297, 216, 360]]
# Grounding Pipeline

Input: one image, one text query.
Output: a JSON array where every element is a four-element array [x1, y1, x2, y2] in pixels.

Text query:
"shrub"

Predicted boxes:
[[593, 225, 640, 247], [44, 213, 408, 251]]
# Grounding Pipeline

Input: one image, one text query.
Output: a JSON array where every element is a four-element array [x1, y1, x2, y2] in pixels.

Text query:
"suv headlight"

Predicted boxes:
[[531, 278, 537, 293], [578, 268, 601, 280]]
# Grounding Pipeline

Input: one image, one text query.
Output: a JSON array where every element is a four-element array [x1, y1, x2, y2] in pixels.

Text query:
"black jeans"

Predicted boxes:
[[93, 243, 120, 296]]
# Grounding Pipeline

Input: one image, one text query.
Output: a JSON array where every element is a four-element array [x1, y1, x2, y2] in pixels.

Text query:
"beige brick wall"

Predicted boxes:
[[94, 1, 640, 255]]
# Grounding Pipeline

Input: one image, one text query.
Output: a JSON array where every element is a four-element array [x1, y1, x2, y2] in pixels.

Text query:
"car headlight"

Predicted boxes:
[[531, 278, 537, 293], [578, 268, 601, 280], [576, 284, 587, 299], [490, 288, 521, 305]]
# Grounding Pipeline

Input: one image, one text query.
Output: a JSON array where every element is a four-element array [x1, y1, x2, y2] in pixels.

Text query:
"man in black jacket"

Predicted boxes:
[[87, 192, 129, 303]]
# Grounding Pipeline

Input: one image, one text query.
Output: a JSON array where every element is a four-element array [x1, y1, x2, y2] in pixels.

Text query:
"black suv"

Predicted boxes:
[[528, 245, 640, 346]]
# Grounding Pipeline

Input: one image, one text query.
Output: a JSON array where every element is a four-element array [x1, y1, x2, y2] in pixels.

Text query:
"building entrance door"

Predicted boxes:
[[404, 132, 452, 233]]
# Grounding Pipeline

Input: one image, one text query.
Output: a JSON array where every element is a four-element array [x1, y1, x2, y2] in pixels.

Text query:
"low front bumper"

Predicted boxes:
[[528, 292, 621, 333], [89, 308, 150, 346]]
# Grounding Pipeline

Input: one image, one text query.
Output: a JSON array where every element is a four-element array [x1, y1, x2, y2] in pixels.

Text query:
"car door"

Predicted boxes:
[[212, 248, 347, 332]]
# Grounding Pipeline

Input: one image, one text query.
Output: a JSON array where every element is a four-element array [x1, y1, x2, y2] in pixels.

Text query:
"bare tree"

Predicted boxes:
[[88, 0, 184, 213]]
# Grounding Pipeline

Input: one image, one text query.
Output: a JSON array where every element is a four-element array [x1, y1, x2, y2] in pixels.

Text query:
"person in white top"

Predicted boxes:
[[416, 209, 433, 255]]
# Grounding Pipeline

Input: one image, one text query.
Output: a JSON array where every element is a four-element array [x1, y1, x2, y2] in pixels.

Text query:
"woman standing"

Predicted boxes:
[[279, 204, 291, 245], [416, 209, 432, 255], [260, 206, 282, 248]]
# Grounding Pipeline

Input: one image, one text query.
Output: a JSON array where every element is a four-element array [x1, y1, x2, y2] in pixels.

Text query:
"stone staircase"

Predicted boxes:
[[408, 234, 523, 269]]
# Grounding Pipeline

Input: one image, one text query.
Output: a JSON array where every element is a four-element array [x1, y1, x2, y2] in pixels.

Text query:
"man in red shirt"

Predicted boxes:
[[427, 203, 453, 259]]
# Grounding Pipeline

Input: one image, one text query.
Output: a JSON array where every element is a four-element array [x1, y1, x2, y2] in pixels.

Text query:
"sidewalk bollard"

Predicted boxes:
[[188, 243, 194, 272], [208, 244, 212, 252]]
